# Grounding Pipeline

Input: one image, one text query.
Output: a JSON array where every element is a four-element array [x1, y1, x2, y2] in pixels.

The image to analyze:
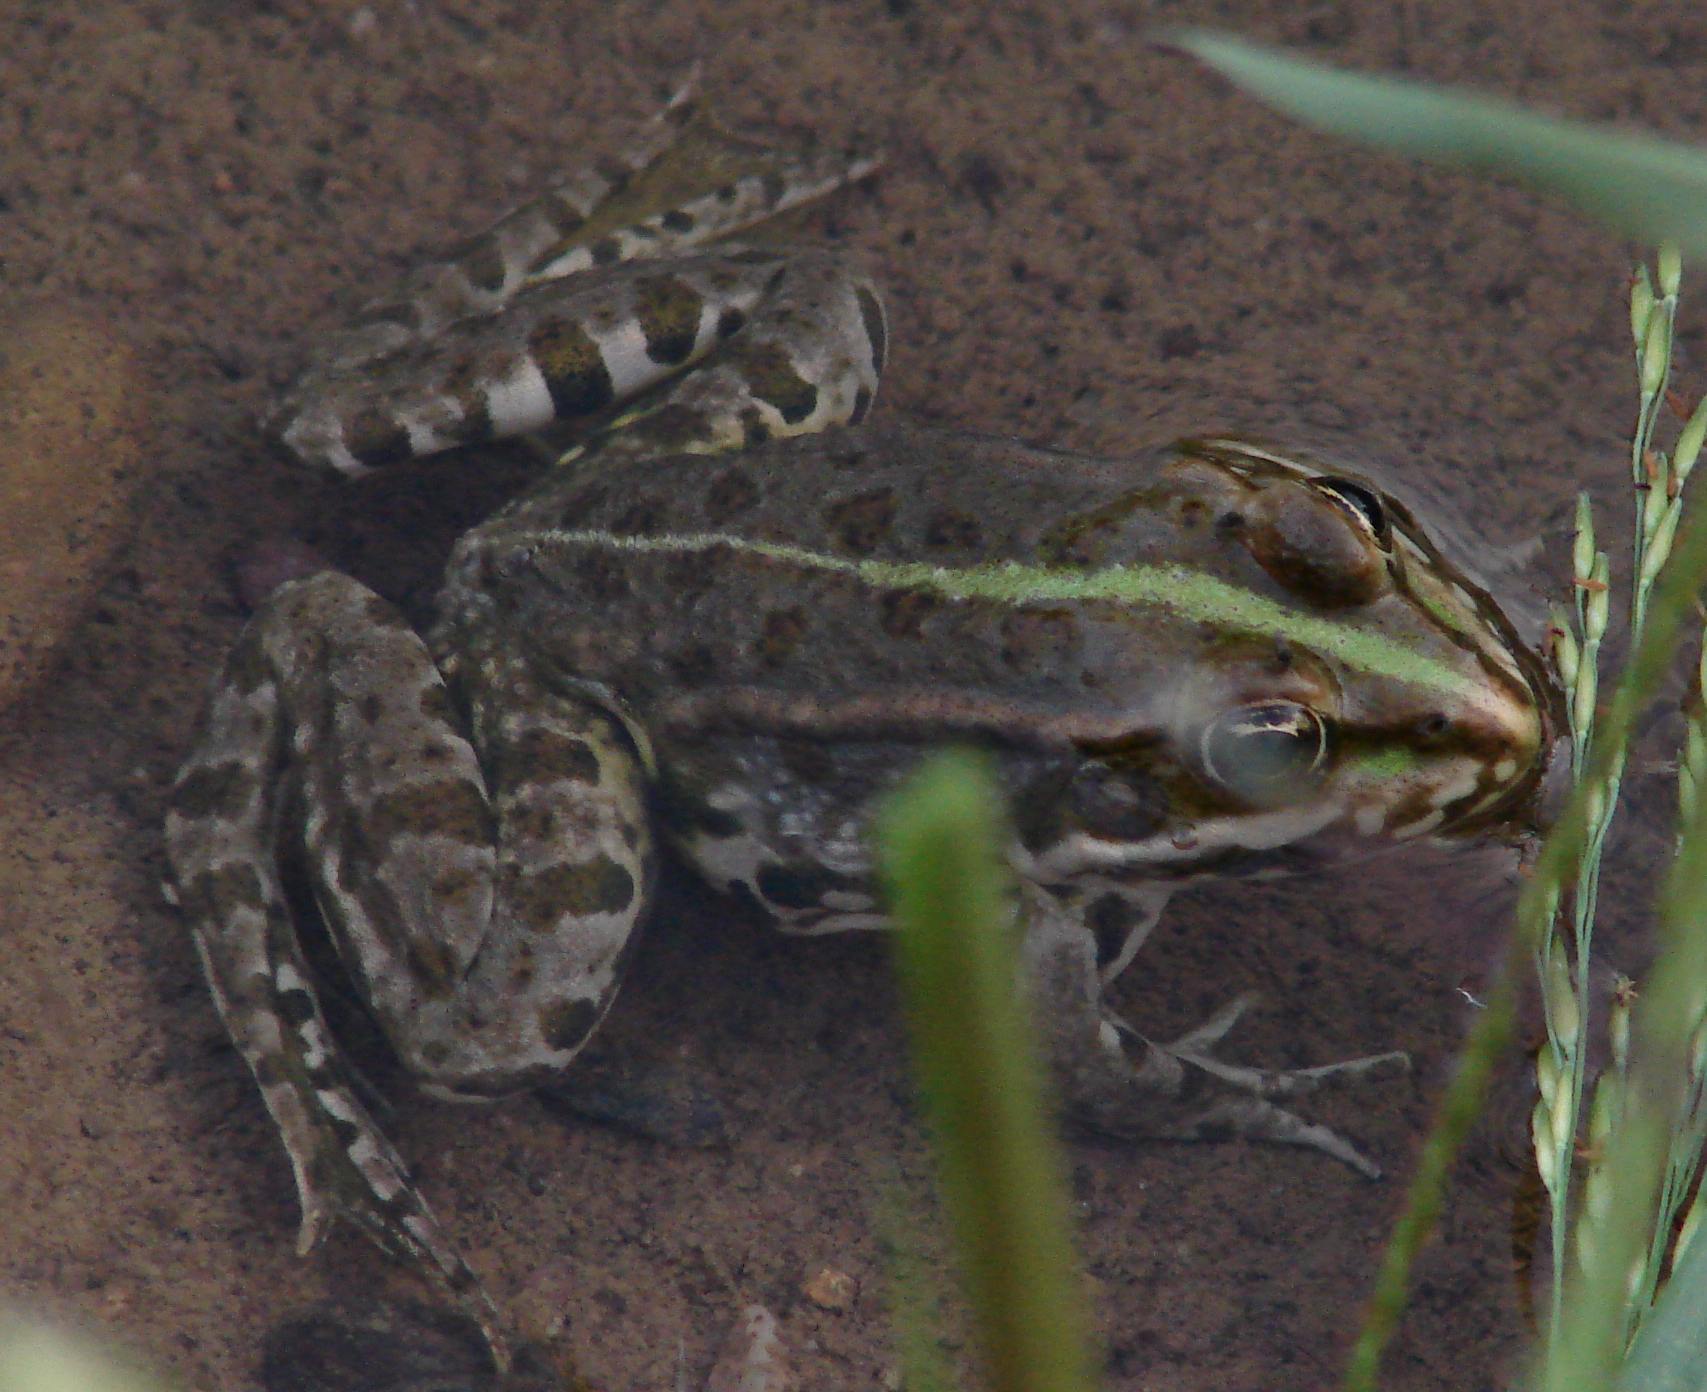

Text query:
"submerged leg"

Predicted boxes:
[[1019, 884, 1408, 1177], [276, 241, 886, 483], [273, 91, 880, 477], [166, 572, 656, 1366]]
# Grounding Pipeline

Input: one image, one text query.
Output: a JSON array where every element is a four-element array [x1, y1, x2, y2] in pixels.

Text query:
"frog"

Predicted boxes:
[[164, 86, 1556, 1370]]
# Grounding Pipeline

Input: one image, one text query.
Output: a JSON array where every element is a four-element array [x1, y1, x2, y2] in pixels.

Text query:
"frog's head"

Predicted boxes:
[[1020, 439, 1560, 886]]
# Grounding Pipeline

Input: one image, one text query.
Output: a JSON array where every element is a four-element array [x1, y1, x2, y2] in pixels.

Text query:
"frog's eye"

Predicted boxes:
[[1199, 700, 1329, 803], [1313, 477, 1391, 549]]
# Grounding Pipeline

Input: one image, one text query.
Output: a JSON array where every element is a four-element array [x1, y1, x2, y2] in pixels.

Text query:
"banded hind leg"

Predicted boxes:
[[165, 572, 656, 1368], [273, 87, 882, 477]]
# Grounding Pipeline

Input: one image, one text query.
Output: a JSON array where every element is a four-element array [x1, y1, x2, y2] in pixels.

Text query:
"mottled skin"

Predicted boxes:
[[165, 91, 1555, 1368]]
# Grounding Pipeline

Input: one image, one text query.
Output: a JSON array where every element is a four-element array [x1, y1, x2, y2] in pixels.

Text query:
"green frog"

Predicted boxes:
[[164, 90, 1555, 1367]]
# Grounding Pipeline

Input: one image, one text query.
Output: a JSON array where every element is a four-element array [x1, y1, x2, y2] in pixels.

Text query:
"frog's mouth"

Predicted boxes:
[[1026, 733, 1555, 886], [1026, 798, 1352, 884], [1430, 723, 1567, 849]]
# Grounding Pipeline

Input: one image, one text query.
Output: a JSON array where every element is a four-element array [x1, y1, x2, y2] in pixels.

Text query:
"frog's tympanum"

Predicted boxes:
[[165, 92, 1555, 1363]]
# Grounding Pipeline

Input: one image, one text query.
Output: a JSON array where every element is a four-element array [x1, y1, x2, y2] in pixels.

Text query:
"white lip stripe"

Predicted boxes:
[[1036, 799, 1343, 873], [1393, 808, 1445, 838]]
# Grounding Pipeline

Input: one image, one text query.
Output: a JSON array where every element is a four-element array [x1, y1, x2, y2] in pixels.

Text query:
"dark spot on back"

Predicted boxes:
[[924, 508, 983, 553], [276, 986, 316, 1028], [881, 590, 936, 639], [779, 740, 837, 786], [438, 350, 497, 444], [824, 487, 897, 554], [572, 552, 631, 603], [736, 340, 819, 426], [757, 606, 809, 664], [654, 776, 744, 838], [171, 760, 256, 823], [545, 194, 587, 238], [366, 779, 495, 856], [222, 634, 272, 697], [1000, 609, 1079, 673], [512, 857, 636, 929], [611, 501, 663, 537], [705, 467, 759, 522], [498, 727, 601, 786], [755, 862, 857, 912], [406, 939, 459, 998], [739, 405, 773, 446]]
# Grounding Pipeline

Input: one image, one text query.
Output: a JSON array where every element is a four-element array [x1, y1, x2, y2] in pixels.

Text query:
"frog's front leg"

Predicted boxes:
[[1019, 884, 1408, 1178], [165, 571, 654, 1366]]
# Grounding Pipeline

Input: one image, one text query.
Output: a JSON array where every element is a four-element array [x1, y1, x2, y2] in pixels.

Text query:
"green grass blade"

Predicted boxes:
[[1159, 29, 1707, 256], [878, 1178, 961, 1392], [1350, 508, 1707, 1389], [1542, 703, 1707, 1389], [1617, 1213, 1707, 1391], [878, 751, 1097, 1392]]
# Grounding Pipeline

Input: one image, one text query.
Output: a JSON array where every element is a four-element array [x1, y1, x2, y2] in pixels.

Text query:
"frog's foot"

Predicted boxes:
[[274, 85, 880, 478], [297, 1084, 513, 1370], [1020, 886, 1404, 1178], [1106, 997, 1409, 1178], [170, 880, 515, 1366]]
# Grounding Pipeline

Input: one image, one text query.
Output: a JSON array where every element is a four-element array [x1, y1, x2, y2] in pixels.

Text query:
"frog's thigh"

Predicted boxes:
[[288, 577, 655, 1095], [173, 572, 654, 1098]]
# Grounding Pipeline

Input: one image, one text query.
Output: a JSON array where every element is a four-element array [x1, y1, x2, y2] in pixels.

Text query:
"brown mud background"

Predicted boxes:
[[2, 3, 1704, 1388]]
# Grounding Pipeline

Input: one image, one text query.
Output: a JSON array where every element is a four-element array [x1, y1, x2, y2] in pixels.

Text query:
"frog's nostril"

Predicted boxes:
[[1416, 713, 1452, 743]]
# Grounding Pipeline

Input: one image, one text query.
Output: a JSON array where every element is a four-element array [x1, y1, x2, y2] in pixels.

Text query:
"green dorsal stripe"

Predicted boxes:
[[546, 528, 1479, 697]]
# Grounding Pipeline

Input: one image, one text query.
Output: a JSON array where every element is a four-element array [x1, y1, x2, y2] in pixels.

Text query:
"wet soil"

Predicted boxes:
[[3, 2, 1704, 1389]]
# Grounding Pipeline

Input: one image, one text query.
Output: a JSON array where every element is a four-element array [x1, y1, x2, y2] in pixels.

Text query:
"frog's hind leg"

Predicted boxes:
[[274, 86, 879, 476], [166, 571, 658, 1368], [279, 231, 887, 482]]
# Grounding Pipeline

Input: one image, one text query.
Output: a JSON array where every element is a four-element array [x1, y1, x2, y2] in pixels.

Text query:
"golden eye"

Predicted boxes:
[[1313, 477, 1391, 550], [1199, 701, 1329, 803]]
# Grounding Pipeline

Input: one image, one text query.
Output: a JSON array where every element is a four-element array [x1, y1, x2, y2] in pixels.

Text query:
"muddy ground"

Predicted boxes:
[[2, 2, 1704, 1389]]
